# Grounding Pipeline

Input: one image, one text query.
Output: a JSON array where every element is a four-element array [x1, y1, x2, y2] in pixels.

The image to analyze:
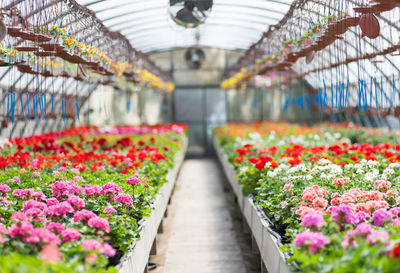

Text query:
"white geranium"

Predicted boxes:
[[356, 168, 364, 174], [318, 158, 331, 165]]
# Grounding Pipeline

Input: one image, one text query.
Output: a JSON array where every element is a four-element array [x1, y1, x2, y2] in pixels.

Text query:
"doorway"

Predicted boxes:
[[173, 87, 227, 156]]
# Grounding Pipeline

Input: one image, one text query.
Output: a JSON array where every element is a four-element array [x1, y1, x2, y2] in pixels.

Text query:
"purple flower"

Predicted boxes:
[[301, 212, 324, 231], [371, 209, 392, 227], [390, 207, 400, 217], [332, 205, 355, 224], [293, 231, 329, 253], [354, 211, 369, 225], [32, 172, 40, 177]]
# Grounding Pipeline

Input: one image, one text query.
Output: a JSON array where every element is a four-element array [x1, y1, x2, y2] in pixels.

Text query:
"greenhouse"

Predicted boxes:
[[0, 0, 400, 272]]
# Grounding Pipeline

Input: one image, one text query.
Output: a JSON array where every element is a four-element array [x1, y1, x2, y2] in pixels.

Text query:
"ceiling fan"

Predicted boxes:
[[169, 0, 213, 28]]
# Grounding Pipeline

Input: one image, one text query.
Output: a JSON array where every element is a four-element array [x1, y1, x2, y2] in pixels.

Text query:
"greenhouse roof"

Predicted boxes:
[[80, 0, 293, 53]]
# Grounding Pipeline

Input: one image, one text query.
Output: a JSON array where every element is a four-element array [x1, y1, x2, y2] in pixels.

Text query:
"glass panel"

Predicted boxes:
[[174, 89, 203, 122]]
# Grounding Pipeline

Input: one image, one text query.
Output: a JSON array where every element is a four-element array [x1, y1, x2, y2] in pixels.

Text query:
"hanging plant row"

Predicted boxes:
[[221, 0, 400, 91], [0, 124, 186, 272], [215, 121, 400, 272], [0, 1, 174, 93]]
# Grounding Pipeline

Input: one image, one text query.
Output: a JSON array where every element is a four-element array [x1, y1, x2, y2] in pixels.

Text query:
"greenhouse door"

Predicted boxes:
[[173, 87, 227, 156]]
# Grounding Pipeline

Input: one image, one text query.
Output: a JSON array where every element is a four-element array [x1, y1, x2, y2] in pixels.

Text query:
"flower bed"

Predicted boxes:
[[215, 121, 400, 272], [0, 124, 186, 272]]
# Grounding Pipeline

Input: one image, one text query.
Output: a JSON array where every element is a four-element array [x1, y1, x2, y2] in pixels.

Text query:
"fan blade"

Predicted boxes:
[[196, 0, 213, 11], [176, 7, 200, 24], [170, 0, 185, 5]]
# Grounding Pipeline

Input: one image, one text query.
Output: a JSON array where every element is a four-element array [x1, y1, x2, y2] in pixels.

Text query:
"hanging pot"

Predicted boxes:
[[79, 64, 89, 78], [394, 107, 400, 117], [34, 51, 56, 57], [359, 14, 380, 39], [35, 34, 52, 42], [39, 39, 58, 51], [343, 16, 360, 27], [15, 46, 39, 52], [0, 20, 7, 42], [7, 26, 21, 37], [305, 50, 315, 64], [380, 108, 391, 118]]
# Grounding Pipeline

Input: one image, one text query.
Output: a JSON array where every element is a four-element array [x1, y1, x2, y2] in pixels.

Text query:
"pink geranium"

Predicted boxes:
[[332, 177, 350, 188], [61, 228, 80, 242], [25, 228, 61, 245], [88, 216, 110, 233], [293, 231, 329, 253], [374, 180, 392, 192], [67, 196, 85, 210], [126, 176, 142, 185], [9, 222, 34, 238], [332, 205, 355, 224], [84, 185, 102, 197], [44, 202, 74, 218], [301, 212, 324, 231], [73, 209, 97, 223], [101, 182, 123, 200], [12, 189, 34, 199], [114, 193, 134, 208], [46, 222, 65, 234], [103, 206, 117, 214], [371, 209, 392, 227]]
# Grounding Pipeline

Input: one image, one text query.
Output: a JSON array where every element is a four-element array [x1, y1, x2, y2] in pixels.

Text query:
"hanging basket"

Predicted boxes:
[[34, 51, 56, 57], [0, 20, 7, 42], [15, 46, 39, 52], [305, 50, 315, 64], [7, 26, 22, 37], [359, 14, 380, 39]]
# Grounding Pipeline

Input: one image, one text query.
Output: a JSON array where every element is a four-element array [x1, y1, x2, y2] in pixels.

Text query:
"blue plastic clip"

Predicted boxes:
[[20, 92, 25, 121]]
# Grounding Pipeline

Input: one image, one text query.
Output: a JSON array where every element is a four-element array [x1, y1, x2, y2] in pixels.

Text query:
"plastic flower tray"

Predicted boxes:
[[118, 138, 187, 273], [214, 138, 292, 273]]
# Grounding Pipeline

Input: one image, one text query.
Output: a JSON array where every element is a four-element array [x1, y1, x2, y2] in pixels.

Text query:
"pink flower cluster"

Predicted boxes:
[[0, 184, 11, 198], [374, 180, 392, 192], [114, 193, 134, 208], [44, 202, 74, 218], [49, 180, 84, 200], [84, 185, 102, 197], [101, 182, 123, 199], [82, 239, 116, 257], [126, 176, 142, 185], [88, 216, 110, 233], [61, 228, 80, 242], [67, 196, 85, 210], [24, 228, 61, 245], [104, 206, 117, 214], [74, 209, 97, 223], [13, 189, 46, 201], [330, 188, 389, 214], [296, 185, 329, 217], [293, 231, 329, 253], [332, 177, 350, 188], [301, 212, 325, 231]]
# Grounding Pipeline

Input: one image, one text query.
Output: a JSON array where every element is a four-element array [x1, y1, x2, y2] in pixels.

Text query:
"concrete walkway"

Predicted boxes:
[[152, 158, 247, 273]]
